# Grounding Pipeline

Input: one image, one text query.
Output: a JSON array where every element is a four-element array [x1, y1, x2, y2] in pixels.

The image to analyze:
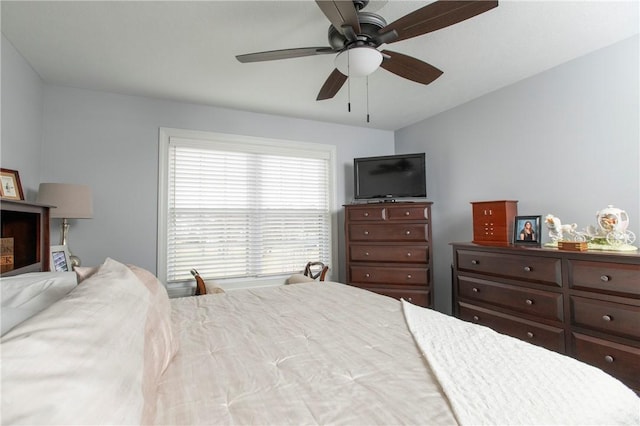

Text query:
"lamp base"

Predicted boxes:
[[60, 218, 81, 269], [70, 255, 81, 268]]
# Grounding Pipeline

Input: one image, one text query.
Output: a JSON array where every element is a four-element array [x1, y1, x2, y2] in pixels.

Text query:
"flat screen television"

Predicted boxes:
[[354, 153, 427, 200]]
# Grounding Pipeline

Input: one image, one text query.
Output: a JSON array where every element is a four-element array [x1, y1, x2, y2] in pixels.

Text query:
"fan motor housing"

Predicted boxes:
[[327, 11, 387, 50]]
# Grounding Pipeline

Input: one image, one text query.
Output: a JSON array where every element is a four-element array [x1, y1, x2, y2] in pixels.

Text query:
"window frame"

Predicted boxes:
[[157, 127, 338, 289]]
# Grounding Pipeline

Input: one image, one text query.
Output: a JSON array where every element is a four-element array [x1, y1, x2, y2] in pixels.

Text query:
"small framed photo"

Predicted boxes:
[[0, 168, 24, 200], [50, 245, 72, 272], [514, 215, 541, 246]]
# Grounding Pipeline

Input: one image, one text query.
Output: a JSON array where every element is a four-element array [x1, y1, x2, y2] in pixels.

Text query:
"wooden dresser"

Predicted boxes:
[[452, 242, 640, 392], [345, 202, 432, 307]]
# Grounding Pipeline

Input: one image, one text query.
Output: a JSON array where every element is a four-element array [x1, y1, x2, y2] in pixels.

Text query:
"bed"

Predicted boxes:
[[1, 257, 639, 425]]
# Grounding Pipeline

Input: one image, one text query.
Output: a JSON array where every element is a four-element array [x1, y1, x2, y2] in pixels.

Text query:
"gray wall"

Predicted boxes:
[[395, 35, 640, 314], [1, 36, 44, 198], [2, 32, 395, 281], [37, 86, 394, 276]]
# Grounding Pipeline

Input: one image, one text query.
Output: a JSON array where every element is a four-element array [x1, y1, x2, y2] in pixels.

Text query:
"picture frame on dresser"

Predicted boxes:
[[513, 215, 541, 246], [50, 245, 72, 272], [0, 168, 24, 201]]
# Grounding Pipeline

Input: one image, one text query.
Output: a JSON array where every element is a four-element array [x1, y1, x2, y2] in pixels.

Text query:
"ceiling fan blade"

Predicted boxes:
[[379, 0, 498, 43], [317, 68, 348, 100], [315, 0, 361, 36], [236, 47, 335, 63], [379, 50, 443, 85]]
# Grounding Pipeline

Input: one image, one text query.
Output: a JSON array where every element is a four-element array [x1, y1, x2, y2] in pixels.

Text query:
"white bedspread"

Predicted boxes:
[[156, 282, 457, 425], [402, 300, 640, 425], [156, 282, 639, 425]]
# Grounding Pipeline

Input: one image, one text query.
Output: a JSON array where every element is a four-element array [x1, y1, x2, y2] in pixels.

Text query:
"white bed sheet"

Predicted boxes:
[[156, 282, 457, 425]]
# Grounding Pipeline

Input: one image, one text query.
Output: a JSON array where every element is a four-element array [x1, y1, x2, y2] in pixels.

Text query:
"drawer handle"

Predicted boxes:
[[600, 275, 611, 282], [602, 315, 612, 322], [365, 273, 370, 278], [365, 252, 370, 256], [364, 231, 369, 235], [407, 274, 412, 279], [471, 260, 479, 265], [405, 230, 411, 235], [364, 212, 369, 217], [526, 332, 534, 339], [472, 315, 479, 321], [407, 297, 413, 302], [406, 252, 412, 257], [405, 211, 410, 216], [604, 355, 614, 363], [523, 266, 532, 272], [472, 287, 479, 293], [525, 299, 534, 306]]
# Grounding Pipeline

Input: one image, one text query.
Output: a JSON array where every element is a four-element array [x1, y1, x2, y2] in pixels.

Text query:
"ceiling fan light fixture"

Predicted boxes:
[[335, 47, 382, 77]]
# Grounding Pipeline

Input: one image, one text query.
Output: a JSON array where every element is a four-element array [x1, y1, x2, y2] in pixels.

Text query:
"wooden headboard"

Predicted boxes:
[[0, 199, 50, 276]]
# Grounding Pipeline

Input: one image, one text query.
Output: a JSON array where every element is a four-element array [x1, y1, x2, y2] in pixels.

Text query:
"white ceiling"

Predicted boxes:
[[2, 1, 638, 131]]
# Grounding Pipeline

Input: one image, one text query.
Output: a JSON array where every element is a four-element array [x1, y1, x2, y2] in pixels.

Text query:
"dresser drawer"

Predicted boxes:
[[386, 205, 429, 221], [347, 206, 386, 221], [367, 287, 430, 307], [351, 265, 427, 286], [572, 333, 640, 392], [571, 296, 640, 340], [456, 249, 561, 287], [459, 303, 565, 352], [349, 244, 428, 264], [568, 260, 640, 297], [349, 224, 428, 242], [458, 276, 563, 322]]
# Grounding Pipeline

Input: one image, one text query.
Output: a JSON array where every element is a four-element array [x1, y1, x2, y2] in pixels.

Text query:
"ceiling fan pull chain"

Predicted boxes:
[[347, 50, 351, 112], [366, 76, 370, 123]]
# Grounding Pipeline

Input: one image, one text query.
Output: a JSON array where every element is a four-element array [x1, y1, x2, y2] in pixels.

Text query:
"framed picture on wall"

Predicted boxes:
[[0, 168, 24, 200], [513, 215, 541, 246], [50, 245, 72, 272]]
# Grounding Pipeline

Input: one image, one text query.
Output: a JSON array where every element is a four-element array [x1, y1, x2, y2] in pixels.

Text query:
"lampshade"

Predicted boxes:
[[335, 47, 383, 78], [36, 183, 93, 219]]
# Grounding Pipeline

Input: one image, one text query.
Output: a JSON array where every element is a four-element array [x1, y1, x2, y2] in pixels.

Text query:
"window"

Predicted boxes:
[[158, 128, 336, 286]]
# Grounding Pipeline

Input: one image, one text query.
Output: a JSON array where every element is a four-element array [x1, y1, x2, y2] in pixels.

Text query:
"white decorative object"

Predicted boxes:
[[595, 205, 636, 246], [545, 206, 637, 251], [544, 214, 577, 242]]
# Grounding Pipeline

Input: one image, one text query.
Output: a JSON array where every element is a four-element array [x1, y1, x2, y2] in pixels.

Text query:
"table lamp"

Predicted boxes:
[[36, 183, 93, 267]]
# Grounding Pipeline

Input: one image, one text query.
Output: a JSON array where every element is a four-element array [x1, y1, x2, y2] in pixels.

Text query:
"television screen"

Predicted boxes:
[[354, 153, 426, 200]]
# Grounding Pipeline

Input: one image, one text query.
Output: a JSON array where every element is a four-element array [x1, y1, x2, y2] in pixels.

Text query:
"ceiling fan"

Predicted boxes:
[[236, 0, 498, 101]]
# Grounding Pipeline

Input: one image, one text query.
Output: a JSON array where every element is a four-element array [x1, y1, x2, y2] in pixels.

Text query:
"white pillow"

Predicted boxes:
[[1, 258, 166, 425], [285, 273, 315, 284], [0, 272, 77, 335], [205, 279, 226, 294]]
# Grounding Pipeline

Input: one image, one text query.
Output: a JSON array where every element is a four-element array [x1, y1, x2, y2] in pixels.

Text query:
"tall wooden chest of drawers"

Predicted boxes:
[[452, 242, 640, 392], [345, 202, 432, 307], [471, 200, 518, 244]]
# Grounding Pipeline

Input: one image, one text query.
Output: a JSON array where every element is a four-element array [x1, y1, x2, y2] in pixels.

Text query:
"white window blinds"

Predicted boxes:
[[163, 133, 333, 284]]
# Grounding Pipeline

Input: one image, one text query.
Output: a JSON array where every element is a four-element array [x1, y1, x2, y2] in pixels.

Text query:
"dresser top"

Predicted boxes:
[[345, 201, 433, 207], [451, 241, 640, 262]]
